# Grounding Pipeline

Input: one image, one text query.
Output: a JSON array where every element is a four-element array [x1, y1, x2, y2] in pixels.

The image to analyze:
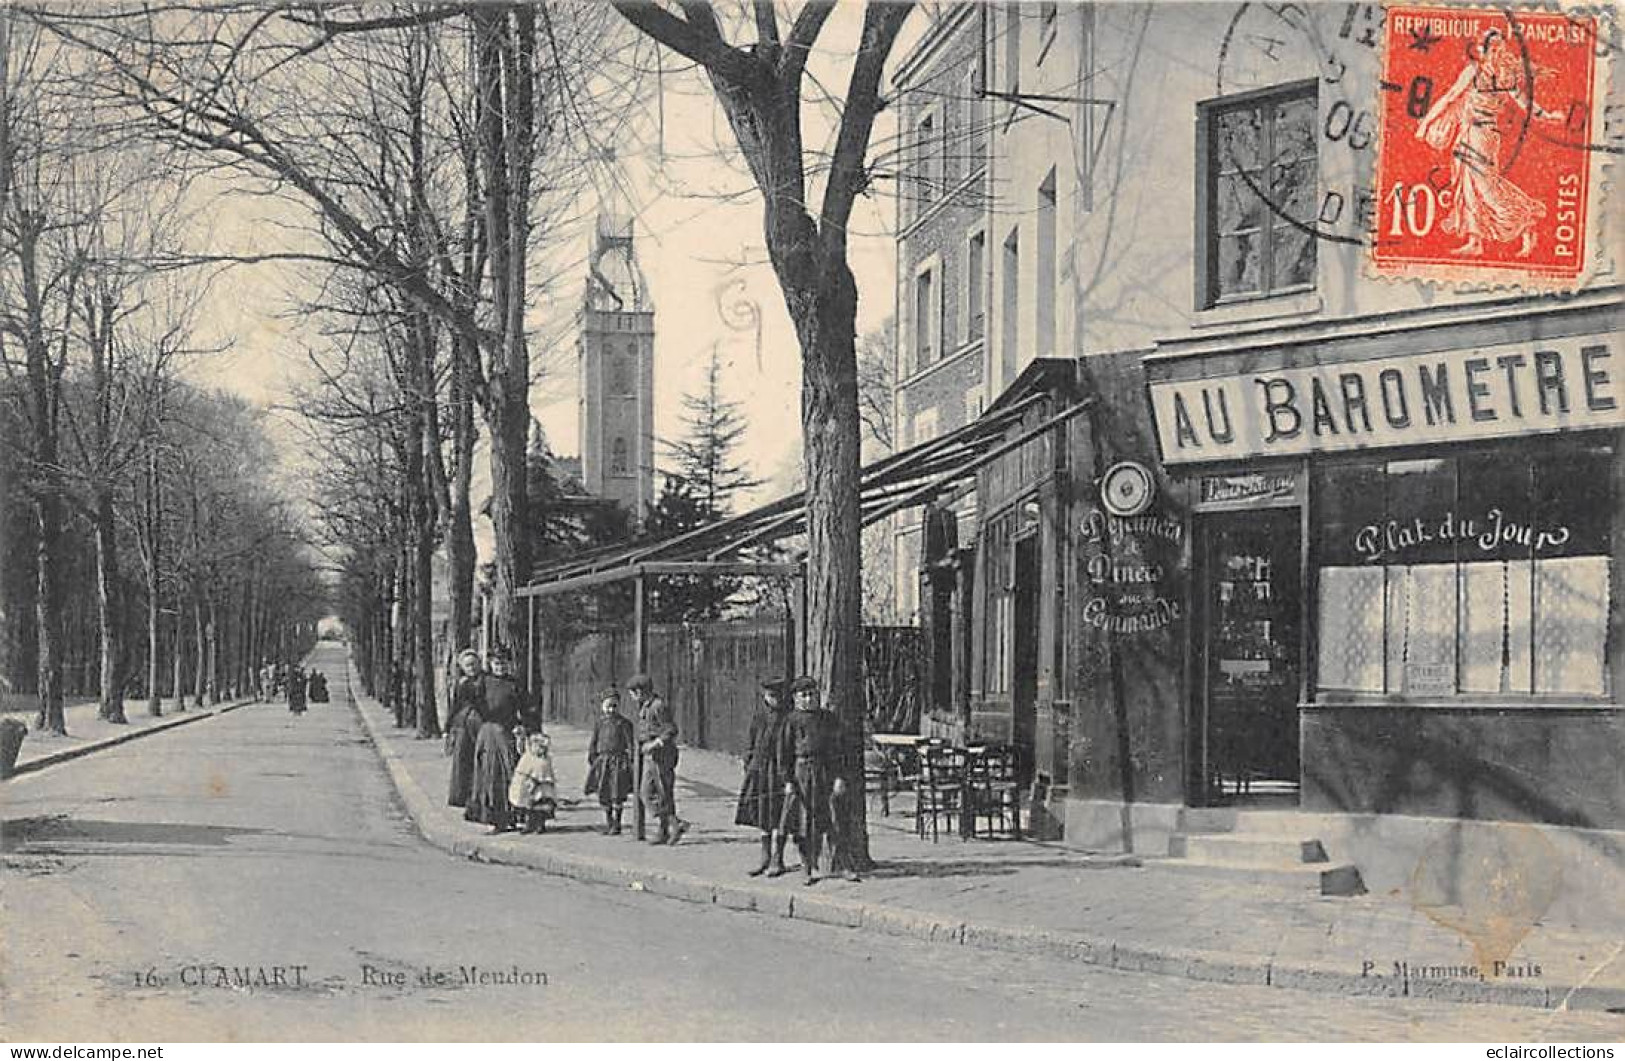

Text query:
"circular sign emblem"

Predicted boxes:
[[1100, 461, 1156, 518]]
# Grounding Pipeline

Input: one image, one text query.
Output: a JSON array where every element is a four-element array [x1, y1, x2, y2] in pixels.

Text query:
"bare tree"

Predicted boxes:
[[613, 0, 913, 866], [34, 3, 638, 663], [856, 314, 894, 457]]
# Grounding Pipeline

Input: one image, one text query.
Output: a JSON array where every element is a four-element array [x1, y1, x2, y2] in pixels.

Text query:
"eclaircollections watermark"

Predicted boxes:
[[1361, 958, 1543, 982]]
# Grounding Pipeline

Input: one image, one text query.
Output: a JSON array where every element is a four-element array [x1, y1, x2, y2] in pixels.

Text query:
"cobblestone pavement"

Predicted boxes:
[[4, 645, 1621, 1041]]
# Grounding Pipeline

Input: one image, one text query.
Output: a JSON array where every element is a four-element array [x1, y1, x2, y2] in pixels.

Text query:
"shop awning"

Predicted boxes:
[[518, 359, 1092, 599]]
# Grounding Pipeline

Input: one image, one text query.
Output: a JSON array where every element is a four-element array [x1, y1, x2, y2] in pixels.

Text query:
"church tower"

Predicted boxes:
[[578, 210, 655, 524]]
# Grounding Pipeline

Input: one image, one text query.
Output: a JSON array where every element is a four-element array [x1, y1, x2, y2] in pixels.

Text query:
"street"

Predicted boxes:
[[1, 648, 1619, 1042]]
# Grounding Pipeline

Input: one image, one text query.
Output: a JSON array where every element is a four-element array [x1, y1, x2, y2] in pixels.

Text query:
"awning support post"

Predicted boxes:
[[633, 568, 648, 842]]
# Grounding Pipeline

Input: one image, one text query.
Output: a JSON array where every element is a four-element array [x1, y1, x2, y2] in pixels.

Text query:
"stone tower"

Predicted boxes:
[[578, 211, 655, 523]]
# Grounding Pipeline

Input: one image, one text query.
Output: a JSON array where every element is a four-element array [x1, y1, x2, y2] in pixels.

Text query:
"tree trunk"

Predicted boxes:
[[146, 575, 162, 717], [448, 332, 476, 654], [172, 599, 186, 710], [193, 589, 208, 708], [33, 493, 67, 735], [473, 6, 534, 658], [793, 264, 871, 868], [94, 489, 127, 723], [391, 550, 408, 727]]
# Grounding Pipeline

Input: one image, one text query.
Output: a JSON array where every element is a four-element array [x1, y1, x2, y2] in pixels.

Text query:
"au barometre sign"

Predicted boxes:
[[1150, 334, 1625, 464]]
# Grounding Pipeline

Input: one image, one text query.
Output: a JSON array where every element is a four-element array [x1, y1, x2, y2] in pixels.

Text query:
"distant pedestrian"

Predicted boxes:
[[778, 677, 859, 884], [508, 732, 557, 834], [464, 646, 521, 833], [446, 648, 484, 809], [585, 688, 635, 835], [287, 666, 307, 716], [735, 677, 792, 876], [629, 673, 687, 845]]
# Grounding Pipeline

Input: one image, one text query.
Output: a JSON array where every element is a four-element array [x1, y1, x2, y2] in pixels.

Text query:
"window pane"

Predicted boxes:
[[1271, 223, 1316, 288], [1459, 558, 1534, 693], [1216, 233, 1261, 297], [1217, 171, 1263, 234], [1535, 451, 1611, 557], [1216, 109, 1261, 171], [1459, 455, 1532, 563], [1269, 156, 1318, 217], [1386, 564, 1457, 694], [1535, 556, 1609, 695], [1533, 452, 1610, 695], [1273, 96, 1317, 160], [1384, 459, 1457, 566], [1318, 567, 1385, 691]]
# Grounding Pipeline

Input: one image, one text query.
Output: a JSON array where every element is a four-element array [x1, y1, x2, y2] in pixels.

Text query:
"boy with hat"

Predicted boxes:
[[628, 673, 688, 845], [777, 676, 860, 884], [734, 677, 792, 876]]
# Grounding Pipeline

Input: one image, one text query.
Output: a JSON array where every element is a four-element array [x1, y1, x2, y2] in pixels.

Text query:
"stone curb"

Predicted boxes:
[[346, 677, 1625, 1014], [5, 699, 254, 779]]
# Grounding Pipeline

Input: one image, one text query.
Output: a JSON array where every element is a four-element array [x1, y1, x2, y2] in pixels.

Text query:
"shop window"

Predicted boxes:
[[1314, 445, 1612, 699], [1200, 83, 1318, 306], [982, 513, 1014, 695]]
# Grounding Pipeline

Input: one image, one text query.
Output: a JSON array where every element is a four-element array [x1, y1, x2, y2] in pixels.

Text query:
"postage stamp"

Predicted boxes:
[[1372, 6, 1601, 286]]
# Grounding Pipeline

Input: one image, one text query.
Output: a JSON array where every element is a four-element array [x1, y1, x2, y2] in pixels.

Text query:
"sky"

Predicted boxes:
[[182, 5, 916, 516]]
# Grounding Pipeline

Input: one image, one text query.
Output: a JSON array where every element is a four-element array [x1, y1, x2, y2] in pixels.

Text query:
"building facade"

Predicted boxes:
[[579, 213, 656, 524], [891, 1, 1623, 907], [892, 6, 991, 629]]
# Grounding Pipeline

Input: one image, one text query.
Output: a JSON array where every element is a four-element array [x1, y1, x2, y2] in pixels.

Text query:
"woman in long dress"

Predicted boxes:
[[1415, 29, 1563, 258], [464, 648, 522, 832], [446, 649, 484, 809]]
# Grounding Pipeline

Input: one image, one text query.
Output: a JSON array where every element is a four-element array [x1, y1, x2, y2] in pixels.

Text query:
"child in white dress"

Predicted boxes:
[[509, 731, 558, 834]]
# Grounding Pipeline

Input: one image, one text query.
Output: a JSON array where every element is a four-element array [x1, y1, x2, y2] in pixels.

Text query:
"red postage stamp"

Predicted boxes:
[[1373, 6, 1600, 285]]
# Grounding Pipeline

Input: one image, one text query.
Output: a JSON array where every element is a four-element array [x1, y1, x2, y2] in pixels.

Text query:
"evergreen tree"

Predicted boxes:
[[642, 353, 763, 622], [663, 347, 762, 521]]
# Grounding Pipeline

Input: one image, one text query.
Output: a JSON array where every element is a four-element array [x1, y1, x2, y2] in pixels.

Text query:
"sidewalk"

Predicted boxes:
[[5, 696, 253, 776], [347, 664, 1625, 1012]]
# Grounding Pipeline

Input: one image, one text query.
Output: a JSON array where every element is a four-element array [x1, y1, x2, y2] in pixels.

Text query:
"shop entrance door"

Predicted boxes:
[[1193, 509, 1302, 805]]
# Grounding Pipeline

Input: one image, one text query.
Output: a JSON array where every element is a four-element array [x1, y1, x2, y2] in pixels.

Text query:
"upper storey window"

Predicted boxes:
[[1201, 83, 1318, 306]]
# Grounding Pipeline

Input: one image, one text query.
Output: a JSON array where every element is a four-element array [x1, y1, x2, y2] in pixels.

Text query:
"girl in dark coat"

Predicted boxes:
[[465, 648, 522, 832], [585, 689, 635, 835], [446, 649, 484, 809], [734, 678, 791, 875]]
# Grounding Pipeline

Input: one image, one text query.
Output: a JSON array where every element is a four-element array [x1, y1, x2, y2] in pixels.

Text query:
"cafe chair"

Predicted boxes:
[[916, 743, 967, 842], [967, 744, 1022, 839], [863, 744, 894, 816]]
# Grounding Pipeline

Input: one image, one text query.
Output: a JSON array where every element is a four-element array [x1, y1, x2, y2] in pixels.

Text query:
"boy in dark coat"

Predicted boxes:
[[585, 688, 635, 834], [735, 677, 792, 876], [777, 677, 860, 884]]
